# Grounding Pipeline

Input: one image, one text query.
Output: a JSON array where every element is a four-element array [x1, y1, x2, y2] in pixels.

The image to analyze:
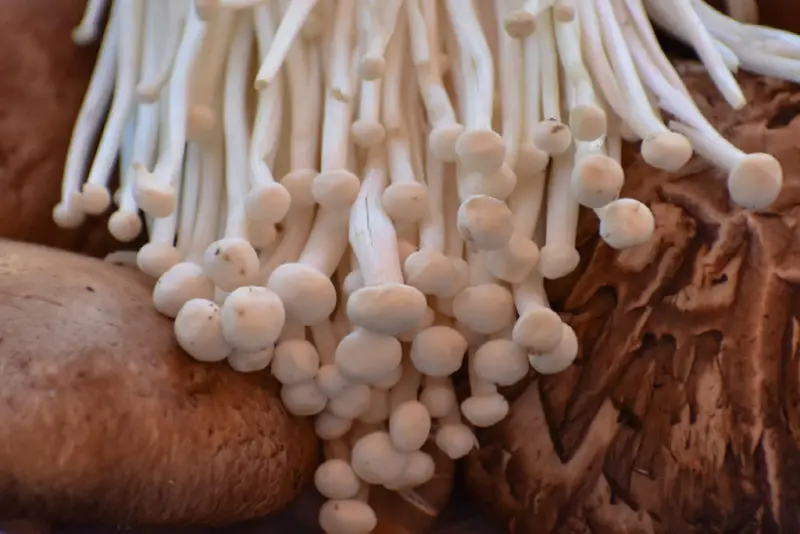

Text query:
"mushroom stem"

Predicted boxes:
[[136, 1, 188, 102], [512, 268, 564, 354], [254, 0, 320, 89], [72, 0, 110, 44], [460, 347, 509, 428], [538, 149, 581, 280]]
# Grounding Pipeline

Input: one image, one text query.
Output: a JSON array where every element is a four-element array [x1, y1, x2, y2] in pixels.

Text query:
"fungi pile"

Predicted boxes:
[[57, 0, 796, 532]]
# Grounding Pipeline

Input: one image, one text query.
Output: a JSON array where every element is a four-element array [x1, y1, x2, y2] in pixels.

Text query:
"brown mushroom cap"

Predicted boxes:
[[0, 240, 317, 525], [465, 69, 800, 533]]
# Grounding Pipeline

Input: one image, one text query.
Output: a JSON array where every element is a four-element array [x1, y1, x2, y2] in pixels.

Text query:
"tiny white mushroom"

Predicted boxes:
[[460, 348, 510, 428], [538, 149, 581, 280], [227, 346, 274, 373], [281, 380, 328, 416], [435, 392, 478, 460], [529, 322, 580, 374], [315, 409, 354, 440], [383, 449, 436, 490], [315, 439, 361, 500], [335, 328, 403, 385], [473, 336, 530, 386], [220, 285, 286, 352], [452, 251, 516, 335], [388, 360, 431, 452], [272, 322, 320, 385], [410, 322, 468, 377], [173, 298, 233, 363], [512, 266, 564, 353], [318, 484, 378, 534], [350, 429, 408, 485]]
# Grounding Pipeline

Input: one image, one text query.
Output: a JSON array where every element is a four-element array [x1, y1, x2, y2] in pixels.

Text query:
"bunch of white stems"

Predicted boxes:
[[58, 0, 792, 532]]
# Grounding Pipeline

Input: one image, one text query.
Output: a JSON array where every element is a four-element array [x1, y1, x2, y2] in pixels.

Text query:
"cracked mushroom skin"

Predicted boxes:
[[0, 240, 316, 525], [466, 70, 800, 533]]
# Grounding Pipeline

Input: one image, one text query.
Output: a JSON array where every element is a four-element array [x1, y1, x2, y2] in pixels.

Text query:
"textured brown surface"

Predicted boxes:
[[0, 239, 317, 525], [0, 1, 121, 256], [466, 70, 800, 533]]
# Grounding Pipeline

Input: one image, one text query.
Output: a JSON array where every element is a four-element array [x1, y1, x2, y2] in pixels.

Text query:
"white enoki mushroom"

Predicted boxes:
[[136, 2, 188, 102], [538, 148, 581, 280], [315, 439, 361, 500], [357, 0, 403, 80], [254, 0, 320, 89], [174, 298, 233, 362], [220, 285, 286, 352], [350, 427, 408, 485], [346, 149, 428, 336], [419, 375, 457, 419], [72, 0, 110, 45], [410, 319, 468, 378], [351, 7, 386, 148], [275, 323, 327, 416], [460, 347, 510, 428], [453, 250, 516, 336], [473, 335, 530, 387], [318, 477, 377, 534], [435, 400, 478, 460], [512, 265, 564, 354], [387, 359, 431, 453], [316, 409, 354, 440]]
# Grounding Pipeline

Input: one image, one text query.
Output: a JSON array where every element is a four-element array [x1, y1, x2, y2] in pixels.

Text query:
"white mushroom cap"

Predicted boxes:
[[396, 305, 436, 343], [280, 381, 327, 416], [315, 459, 361, 500], [267, 262, 338, 325], [460, 392, 509, 428], [245, 182, 292, 224], [537, 244, 581, 280], [328, 384, 372, 419], [486, 234, 540, 284], [389, 400, 432, 453], [136, 242, 181, 278], [220, 286, 286, 351], [455, 128, 506, 175], [108, 209, 143, 242], [316, 363, 352, 398], [435, 423, 477, 460], [271, 339, 320, 385], [351, 118, 386, 148], [529, 322, 579, 375], [335, 328, 403, 384], [384, 450, 436, 490], [351, 430, 408, 485], [512, 308, 564, 353], [312, 169, 362, 210], [227, 346, 274, 373], [429, 123, 465, 161], [452, 284, 516, 335], [382, 182, 430, 224], [473, 338, 529, 386], [457, 195, 514, 251], [460, 163, 517, 201], [347, 283, 428, 336], [280, 168, 318, 208], [315, 411, 353, 440], [318, 499, 377, 534], [727, 152, 783, 210], [640, 131, 693, 172], [173, 298, 233, 363], [203, 238, 261, 292], [598, 198, 656, 250], [570, 153, 625, 209], [569, 105, 607, 143], [52, 201, 86, 229], [410, 325, 468, 377], [80, 184, 111, 214], [153, 261, 215, 318], [371, 363, 404, 390], [403, 249, 458, 297], [532, 119, 573, 155], [133, 169, 177, 217]]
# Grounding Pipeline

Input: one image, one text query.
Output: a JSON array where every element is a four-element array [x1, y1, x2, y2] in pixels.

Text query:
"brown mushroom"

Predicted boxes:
[[465, 68, 800, 533], [0, 239, 317, 525]]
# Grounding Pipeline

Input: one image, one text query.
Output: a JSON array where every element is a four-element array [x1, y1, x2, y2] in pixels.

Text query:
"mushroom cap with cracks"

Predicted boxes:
[[455, 129, 506, 175], [382, 182, 430, 223], [174, 298, 233, 363], [351, 430, 408, 485], [280, 168, 318, 208], [315, 459, 361, 500], [267, 263, 338, 325], [153, 262, 215, 318], [411, 325, 469, 377], [512, 307, 563, 353], [318, 499, 377, 534], [461, 392, 510, 428], [227, 346, 274, 373], [640, 131, 693, 172], [220, 286, 286, 352], [453, 284, 516, 335], [727, 152, 783, 210], [347, 283, 428, 336], [312, 169, 362, 210], [203, 238, 261, 292], [280, 381, 327, 416], [389, 400, 432, 453], [473, 338, 530, 386], [335, 328, 403, 384], [272, 339, 320, 385], [529, 322, 579, 375], [457, 195, 514, 251], [435, 423, 477, 460]]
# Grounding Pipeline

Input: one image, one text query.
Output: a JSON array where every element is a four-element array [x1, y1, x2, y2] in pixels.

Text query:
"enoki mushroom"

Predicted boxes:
[[60, 0, 794, 532]]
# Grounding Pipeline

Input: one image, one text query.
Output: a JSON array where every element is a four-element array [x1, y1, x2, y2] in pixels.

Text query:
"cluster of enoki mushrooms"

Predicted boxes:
[[57, 0, 796, 531]]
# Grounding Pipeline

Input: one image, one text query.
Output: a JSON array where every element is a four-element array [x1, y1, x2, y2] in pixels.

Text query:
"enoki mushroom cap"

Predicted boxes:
[[460, 164, 517, 201], [318, 499, 378, 534], [108, 209, 143, 242], [271, 339, 320, 385], [410, 325, 469, 377], [133, 167, 177, 218], [598, 198, 656, 250], [351, 430, 408, 485], [452, 283, 516, 335], [455, 128, 507, 175], [473, 338, 530, 386], [537, 244, 581, 280], [435, 422, 477, 460], [153, 261, 215, 318], [280, 168, 319, 207], [460, 392, 510, 428], [220, 286, 286, 352], [389, 400, 432, 452], [328, 384, 372, 419], [52, 201, 86, 229], [532, 119, 573, 155], [640, 131, 693, 172], [136, 243, 181, 278], [512, 307, 564, 353], [571, 153, 625, 209], [79, 183, 112, 215], [173, 298, 233, 363], [382, 182, 430, 223], [347, 283, 428, 336], [351, 118, 387, 148], [727, 152, 783, 210], [245, 182, 293, 224], [503, 10, 536, 39], [486, 234, 540, 284], [457, 195, 514, 251], [358, 55, 386, 81], [315, 459, 361, 500], [372, 362, 404, 390], [312, 169, 361, 210], [335, 328, 403, 384], [569, 105, 607, 143], [315, 411, 353, 440], [403, 249, 455, 297], [514, 142, 551, 175], [203, 238, 261, 292], [227, 346, 274, 373], [316, 363, 352, 398], [267, 262, 338, 325], [529, 322, 579, 374], [396, 305, 435, 343], [384, 450, 436, 490], [281, 381, 327, 416]]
